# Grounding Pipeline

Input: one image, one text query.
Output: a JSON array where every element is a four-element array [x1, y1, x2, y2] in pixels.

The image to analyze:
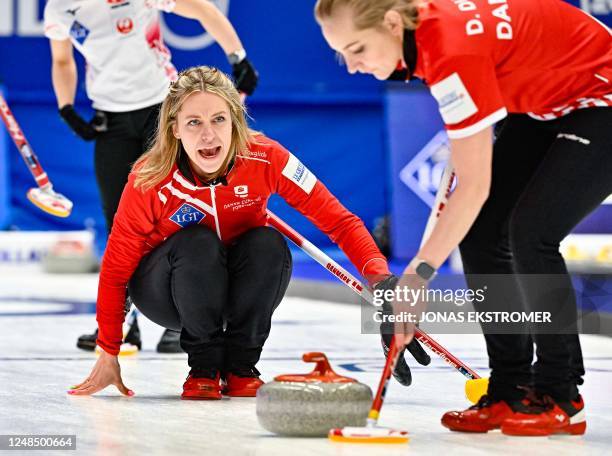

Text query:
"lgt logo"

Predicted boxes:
[[399, 130, 451, 208], [169, 203, 206, 228], [234, 185, 248, 199]]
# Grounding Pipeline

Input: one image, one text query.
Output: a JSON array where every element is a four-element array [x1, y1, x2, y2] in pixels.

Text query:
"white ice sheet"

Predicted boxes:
[[0, 272, 610, 455]]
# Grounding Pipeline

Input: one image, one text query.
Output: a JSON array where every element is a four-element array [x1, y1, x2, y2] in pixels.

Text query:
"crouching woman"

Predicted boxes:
[[68, 66, 390, 400]]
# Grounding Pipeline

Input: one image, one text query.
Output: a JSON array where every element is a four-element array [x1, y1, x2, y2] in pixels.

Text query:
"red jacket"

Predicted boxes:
[[97, 135, 390, 354], [413, 0, 611, 139]]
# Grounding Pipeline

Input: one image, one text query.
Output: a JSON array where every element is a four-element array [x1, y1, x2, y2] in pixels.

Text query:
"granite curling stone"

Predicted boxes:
[[42, 238, 99, 273], [256, 352, 372, 437]]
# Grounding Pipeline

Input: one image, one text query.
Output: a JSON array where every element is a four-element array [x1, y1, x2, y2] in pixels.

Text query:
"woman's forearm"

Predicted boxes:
[[173, 0, 244, 55], [416, 178, 489, 268], [414, 127, 493, 269], [51, 60, 78, 108]]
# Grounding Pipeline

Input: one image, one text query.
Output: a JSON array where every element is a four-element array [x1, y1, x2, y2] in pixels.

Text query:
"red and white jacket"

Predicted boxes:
[[411, 0, 611, 138], [96, 135, 390, 354]]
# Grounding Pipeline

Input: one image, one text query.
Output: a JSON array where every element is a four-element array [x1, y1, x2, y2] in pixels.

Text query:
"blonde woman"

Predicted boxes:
[[315, 0, 611, 437], [45, 0, 259, 353], [68, 66, 392, 400]]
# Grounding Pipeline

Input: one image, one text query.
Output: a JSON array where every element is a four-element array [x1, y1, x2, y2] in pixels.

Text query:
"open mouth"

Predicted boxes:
[[198, 146, 221, 160]]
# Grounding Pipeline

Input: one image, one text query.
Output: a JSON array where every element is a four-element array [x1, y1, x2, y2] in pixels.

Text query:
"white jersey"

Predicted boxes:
[[44, 0, 178, 112]]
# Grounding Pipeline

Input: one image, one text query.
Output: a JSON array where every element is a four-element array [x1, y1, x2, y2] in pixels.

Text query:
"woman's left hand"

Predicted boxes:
[[68, 350, 134, 397]]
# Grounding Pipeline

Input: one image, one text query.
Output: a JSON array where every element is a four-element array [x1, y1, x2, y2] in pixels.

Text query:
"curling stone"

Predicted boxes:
[[42, 238, 99, 273], [256, 352, 372, 437]]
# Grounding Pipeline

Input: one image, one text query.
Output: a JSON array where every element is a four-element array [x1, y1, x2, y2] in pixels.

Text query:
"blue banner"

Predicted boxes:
[[386, 84, 450, 260], [0, 0, 609, 255], [0, 0, 387, 250], [0, 0, 381, 100]]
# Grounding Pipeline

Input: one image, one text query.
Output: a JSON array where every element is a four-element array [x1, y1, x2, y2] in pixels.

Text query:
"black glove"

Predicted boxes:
[[232, 58, 258, 96], [59, 105, 107, 141], [375, 275, 431, 386]]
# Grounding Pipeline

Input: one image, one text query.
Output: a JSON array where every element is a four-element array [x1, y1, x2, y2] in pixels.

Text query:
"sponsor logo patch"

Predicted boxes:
[[169, 203, 206, 228], [116, 17, 134, 34], [430, 73, 478, 125], [69, 21, 90, 45], [281, 153, 317, 194], [234, 185, 248, 198]]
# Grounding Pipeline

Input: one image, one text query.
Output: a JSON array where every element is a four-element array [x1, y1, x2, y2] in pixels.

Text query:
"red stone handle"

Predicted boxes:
[[302, 352, 335, 376], [274, 352, 357, 383]]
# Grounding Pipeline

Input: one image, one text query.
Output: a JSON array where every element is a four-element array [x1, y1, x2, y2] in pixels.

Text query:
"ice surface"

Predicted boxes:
[[0, 270, 610, 455]]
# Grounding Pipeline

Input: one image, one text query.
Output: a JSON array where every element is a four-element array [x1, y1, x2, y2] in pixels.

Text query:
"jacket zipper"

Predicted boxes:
[[210, 185, 222, 240]]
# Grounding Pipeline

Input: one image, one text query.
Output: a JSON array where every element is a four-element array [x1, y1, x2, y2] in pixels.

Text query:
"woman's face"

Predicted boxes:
[[320, 8, 404, 80], [173, 91, 232, 177]]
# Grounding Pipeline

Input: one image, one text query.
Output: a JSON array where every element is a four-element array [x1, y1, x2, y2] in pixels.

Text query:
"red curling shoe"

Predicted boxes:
[[223, 368, 264, 397], [441, 395, 523, 433], [501, 395, 586, 436], [181, 370, 222, 400]]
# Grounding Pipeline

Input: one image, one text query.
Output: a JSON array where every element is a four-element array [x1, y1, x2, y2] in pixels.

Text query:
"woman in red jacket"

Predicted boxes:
[[68, 65, 392, 400], [315, 0, 611, 437]]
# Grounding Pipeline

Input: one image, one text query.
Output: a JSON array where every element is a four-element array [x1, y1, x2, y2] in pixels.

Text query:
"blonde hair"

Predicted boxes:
[[314, 0, 420, 30], [134, 66, 251, 190]]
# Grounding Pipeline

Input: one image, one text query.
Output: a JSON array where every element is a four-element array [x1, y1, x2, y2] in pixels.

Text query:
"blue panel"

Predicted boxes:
[[0, 88, 9, 228], [565, 0, 612, 25], [386, 85, 448, 260], [0, 0, 607, 252], [3, 98, 386, 252], [0, 0, 389, 251], [258, 101, 387, 247], [7, 101, 101, 230], [0, 0, 382, 102]]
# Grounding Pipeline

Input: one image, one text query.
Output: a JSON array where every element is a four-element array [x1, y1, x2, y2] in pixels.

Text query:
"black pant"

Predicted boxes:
[[128, 225, 292, 372], [94, 104, 161, 233], [460, 107, 612, 401]]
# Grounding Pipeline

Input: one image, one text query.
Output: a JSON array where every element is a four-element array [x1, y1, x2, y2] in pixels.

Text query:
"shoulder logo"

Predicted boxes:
[[282, 153, 317, 195], [65, 7, 80, 16], [169, 203, 206, 228], [430, 73, 478, 125], [234, 185, 248, 199], [69, 21, 90, 45]]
